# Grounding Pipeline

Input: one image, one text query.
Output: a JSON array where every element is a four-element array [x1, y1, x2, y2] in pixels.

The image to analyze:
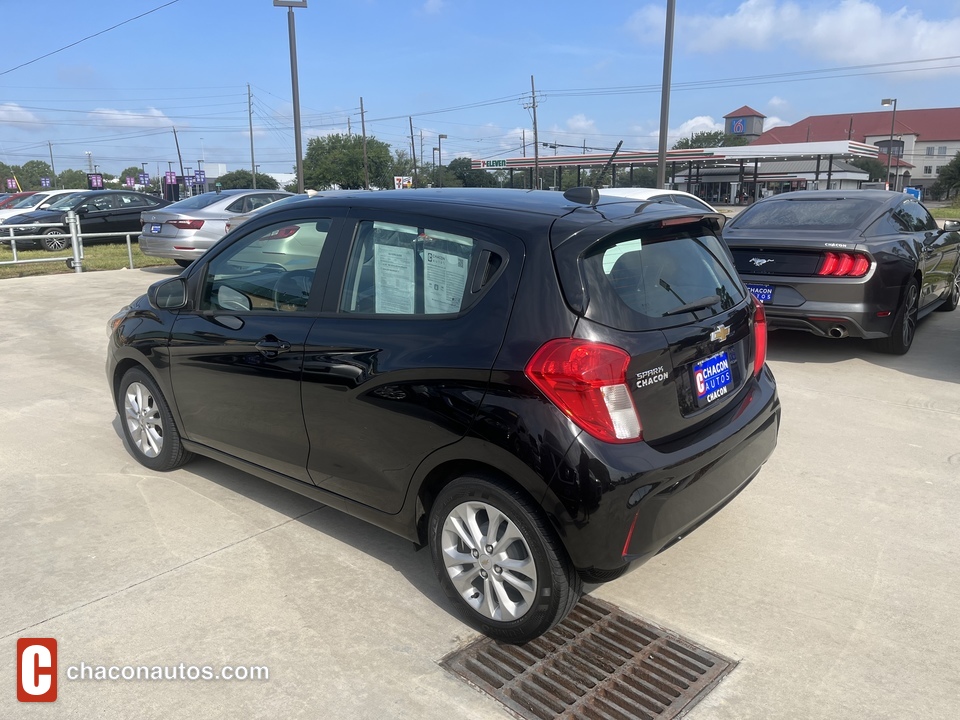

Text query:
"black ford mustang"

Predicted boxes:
[[723, 190, 960, 354]]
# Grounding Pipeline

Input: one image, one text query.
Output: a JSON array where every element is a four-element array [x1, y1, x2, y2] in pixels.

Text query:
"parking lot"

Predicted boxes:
[[2, 266, 959, 719]]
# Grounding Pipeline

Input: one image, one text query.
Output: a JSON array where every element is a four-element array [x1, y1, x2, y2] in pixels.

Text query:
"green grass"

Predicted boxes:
[[931, 207, 960, 220], [0, 242, 176, 279]]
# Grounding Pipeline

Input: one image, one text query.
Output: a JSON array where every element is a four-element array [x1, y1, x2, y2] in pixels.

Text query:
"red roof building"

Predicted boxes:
[[751, 107, 960, 190]]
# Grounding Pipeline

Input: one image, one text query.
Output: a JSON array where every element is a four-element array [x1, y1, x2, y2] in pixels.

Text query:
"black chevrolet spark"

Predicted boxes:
[[107, 188, 780, 643]]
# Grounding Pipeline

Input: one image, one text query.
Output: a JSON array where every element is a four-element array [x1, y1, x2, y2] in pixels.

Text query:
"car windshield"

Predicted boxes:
[[46, 193, 87, 210], [731, 198, 882, 230], [166, 193, 234, 211], [11, 194, 44, 208]]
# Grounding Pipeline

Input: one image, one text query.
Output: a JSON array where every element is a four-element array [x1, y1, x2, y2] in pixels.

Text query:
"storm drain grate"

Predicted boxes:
[[441, 595, 736, 720]]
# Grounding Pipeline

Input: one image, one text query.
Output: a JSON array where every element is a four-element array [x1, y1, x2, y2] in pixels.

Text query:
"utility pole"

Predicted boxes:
[[528, 76, 540, 188], [274, 0, 307, 193], [656, 0, 676, 189], [172, 127, 185, 193], [409, 116, 418, 187], [48, 141, 58, 187], [248, 83, 257, 189], [360, 97, 369, 190], [347, 117, 352, 136]]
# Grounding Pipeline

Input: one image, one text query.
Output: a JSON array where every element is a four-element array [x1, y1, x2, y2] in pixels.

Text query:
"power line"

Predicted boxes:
[[0, 1, 183, 77]]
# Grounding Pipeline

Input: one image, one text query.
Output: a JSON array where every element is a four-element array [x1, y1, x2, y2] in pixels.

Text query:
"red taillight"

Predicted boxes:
[[169, 219, 204, 230], [752, 295, 767, 376], [524, 339, 642, 443], [817, 251, 870, 277], [263, 225, 300, 240]]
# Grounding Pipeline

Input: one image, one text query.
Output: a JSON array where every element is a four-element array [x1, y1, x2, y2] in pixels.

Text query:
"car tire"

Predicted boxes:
[[934, 265, 959, 312], [174, 259, 192, 269], [873, 279, 919, 355], [117, 367, 193, 472], [428, 475, 582, 644], [40, 228, 70, 252]]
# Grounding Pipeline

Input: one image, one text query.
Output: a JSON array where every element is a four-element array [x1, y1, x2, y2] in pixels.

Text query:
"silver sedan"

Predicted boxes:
[[138, 189, 291, 267]]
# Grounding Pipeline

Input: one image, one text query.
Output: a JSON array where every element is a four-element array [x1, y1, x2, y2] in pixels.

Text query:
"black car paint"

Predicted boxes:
[[4, 191, 169, 246], [108, 188, 780, 579], [724, 190, 960, 339]]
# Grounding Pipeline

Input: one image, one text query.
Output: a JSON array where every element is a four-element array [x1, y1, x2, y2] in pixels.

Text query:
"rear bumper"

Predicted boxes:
[[545, 367, 781, 575], [138, 234, 214, 261], [742, 273, 903, 339]]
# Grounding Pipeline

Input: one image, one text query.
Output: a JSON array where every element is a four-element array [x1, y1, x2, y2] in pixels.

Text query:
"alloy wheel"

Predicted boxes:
[[440, 500, 538, 622], [901, 282, 919, 348], [123, 381, 164, 458]]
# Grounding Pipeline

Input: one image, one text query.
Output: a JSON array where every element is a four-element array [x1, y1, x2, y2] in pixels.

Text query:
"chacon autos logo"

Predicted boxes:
[[749, 257, 775, 267]]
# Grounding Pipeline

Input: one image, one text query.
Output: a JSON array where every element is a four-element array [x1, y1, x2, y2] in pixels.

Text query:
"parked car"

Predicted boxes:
[[598, 186, 718, 212], [107, 187, 780, 643], [138, 189, 292, 267], [723, 190, 960, 354], [0, 191, 36, 210], [3, 191, 168, 251], [0, 189, 89, 224]]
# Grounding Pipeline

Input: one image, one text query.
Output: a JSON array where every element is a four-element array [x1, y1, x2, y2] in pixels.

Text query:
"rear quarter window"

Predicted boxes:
[[580, 229, 746, 331]]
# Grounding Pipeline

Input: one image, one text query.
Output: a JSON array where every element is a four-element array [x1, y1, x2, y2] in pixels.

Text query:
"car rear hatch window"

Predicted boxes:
[[729, 197, 882, 230], [554, 220, 759, 443]]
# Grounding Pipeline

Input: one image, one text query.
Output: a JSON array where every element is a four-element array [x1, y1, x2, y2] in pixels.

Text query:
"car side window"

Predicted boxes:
[[225, 198, 246, 213], [340, 220, 476, 315], [893, 201, 938, 232], [199, 218, 332, 313], [119, 193, 148, 208], [82, 195, 117, 212]]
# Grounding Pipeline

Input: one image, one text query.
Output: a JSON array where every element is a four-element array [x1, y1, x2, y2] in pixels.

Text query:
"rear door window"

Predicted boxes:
[[340, 220, 479, 315], [580, 230, 746, 330]]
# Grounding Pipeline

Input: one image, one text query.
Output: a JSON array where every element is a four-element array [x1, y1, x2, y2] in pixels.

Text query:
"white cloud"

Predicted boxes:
[[89, 107, 171, 128], [675, 1, 960, 68], [422, 0, 444, 14], [650, 115, 724, 143], [0, 103, 40, 125], [626, 5, 666, 43], [564, 114, 597, 135], [764, 115, 790, 130], [768, 96, 788, 108]]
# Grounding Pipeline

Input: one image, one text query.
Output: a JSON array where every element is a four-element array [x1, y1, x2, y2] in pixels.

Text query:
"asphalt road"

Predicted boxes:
[[2, 267, 958, 719]]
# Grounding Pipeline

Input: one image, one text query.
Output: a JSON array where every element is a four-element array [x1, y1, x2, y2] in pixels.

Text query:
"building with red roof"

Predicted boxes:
[[750, 107, 960, 191]]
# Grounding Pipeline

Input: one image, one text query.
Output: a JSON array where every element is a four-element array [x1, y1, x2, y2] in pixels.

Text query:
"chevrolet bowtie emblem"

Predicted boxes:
[[710, 324, 730, 342]]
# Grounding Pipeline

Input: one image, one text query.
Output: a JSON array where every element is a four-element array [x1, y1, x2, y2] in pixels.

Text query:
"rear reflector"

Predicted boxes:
[[752, 295, 767, 376], [525, 339, 642, 443], [169, 219, 204, 230]]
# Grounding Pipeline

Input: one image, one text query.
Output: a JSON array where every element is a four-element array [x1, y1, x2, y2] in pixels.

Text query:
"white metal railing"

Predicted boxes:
[[0, 210, 140, 272]]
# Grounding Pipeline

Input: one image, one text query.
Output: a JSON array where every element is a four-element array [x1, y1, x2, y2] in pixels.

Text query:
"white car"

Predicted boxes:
[[0, 189, 88, 224], [597, 187, 718, 212]]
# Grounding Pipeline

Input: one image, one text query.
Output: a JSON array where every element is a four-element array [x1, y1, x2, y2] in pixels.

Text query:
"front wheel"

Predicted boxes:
[[428, 475, 582, 644], [117, 367, 192, 471], [174, 259, 193, 269], [40, 228, 70, 252], [873, 279, 919, 355]]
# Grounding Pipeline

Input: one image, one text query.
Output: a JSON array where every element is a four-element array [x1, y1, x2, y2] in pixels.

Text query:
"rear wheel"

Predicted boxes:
[[873, 279, 919, 355], [174, 259, 192, 269], [117, 368, 192, 471], [428, 475, 582, 644], [40, 228, 69, 252], [935, 266, 959, 312]]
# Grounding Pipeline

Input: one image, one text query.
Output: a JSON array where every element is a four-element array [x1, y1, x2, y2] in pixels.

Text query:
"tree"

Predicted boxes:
[[850, 157, 887, 182], [672, 131, 750, 150], [446, 157, 495, 188], [302, 133, 393, 190], [15, 160, 54, 190], [215, 169, 279, 190], [58, 169, 88, 189], [930, 152, 960, 202]]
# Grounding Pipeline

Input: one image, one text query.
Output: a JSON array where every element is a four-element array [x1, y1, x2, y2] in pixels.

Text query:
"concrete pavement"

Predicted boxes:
[[1, 267, 958, 719]]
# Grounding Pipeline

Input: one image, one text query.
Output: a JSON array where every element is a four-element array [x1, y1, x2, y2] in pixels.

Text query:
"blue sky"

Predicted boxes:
[[1, 0, 959, 178]]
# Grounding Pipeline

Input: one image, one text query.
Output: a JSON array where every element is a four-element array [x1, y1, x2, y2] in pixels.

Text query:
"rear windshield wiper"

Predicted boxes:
[[662, 295, 720, 316]]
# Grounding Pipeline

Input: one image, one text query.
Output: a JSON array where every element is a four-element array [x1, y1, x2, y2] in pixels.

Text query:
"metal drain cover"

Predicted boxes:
[[441, 595, 735, 720]]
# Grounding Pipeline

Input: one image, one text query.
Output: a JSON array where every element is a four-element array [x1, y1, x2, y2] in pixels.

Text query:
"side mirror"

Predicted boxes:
[[74, 207, 88, 216], [943, 219, 960, 232], [147, 277, 187, 310]]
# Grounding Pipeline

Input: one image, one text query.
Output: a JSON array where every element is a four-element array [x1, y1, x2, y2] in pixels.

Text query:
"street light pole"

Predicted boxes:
[[881, 98, 898, 191], [437, 134, 447, 188], [432, 148, 439, 187], [275, 0, 307, 193], [656, 0, 676, 189]]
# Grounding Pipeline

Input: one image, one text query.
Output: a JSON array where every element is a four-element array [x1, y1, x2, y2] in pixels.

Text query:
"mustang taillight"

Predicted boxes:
[[169, 219, 204, 230], [525, 339, 642, 443], [817, 251, 870, 277], [752, 295, 767, 377]]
